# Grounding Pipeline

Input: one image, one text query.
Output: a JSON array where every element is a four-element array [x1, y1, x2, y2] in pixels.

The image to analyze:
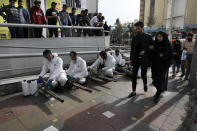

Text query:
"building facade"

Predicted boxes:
[[140, 0, 197, 32]]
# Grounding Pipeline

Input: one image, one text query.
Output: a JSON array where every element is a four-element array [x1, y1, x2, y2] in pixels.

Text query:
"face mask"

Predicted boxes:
[[188, 38, 192, 42]]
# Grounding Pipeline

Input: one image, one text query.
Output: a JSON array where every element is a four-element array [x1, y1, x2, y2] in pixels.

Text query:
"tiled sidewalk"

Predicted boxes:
[[0, 72, 190, 131]]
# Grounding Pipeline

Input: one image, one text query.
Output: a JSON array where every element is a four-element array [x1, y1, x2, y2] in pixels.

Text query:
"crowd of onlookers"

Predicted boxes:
[[0, 0, 110, 38]]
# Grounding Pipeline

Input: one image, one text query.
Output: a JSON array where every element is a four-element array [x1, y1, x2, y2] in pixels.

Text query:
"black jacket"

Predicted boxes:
[[172, 43, 182, 63], [151, 37, 172, 69], [130, 33, 154, 64]]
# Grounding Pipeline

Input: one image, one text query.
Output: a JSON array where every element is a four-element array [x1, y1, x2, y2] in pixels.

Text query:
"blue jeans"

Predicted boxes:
[[172, 60, 180, 74]]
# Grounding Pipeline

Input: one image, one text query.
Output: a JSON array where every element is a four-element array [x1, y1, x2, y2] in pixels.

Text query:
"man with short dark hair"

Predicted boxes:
[[83, 9, 90, 36], [18, 0, 30, 38], [66, 51, 88, 84], [182, 33, 195, 80], [90, 13, 103, 27], [90, 13, 103, 36], [30, 0, 46, 38], [37, 49, 67, 89], [69, 8, 77, 36], [84, 9, 90, 26], [0, 0, 23, 38], [59, 4, 73, 37], [69, 8, 77, 26], [128, 21, 154, 98], [46, 2, 60, 38], [76, 10, 85, 36], [89, 51, 116, 77]]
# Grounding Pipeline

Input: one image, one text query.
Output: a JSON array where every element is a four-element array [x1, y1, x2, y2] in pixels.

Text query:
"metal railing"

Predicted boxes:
[[0, 48, 130, 59], [0, 23, 110, 38], [0, 45, 130, 49], [0, 23, 104, 30]]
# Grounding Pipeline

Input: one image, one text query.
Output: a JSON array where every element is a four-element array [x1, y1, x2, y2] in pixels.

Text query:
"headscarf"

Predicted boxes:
[[155, 31, 170, 47], [154, 31, 173, 67]]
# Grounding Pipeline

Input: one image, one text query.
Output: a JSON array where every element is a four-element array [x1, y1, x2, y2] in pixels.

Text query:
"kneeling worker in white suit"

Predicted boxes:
[[112, 49, 125, 67], [37, 49, 67, 89], [89, 51, 116, 77], [66, 51, 88, 84]]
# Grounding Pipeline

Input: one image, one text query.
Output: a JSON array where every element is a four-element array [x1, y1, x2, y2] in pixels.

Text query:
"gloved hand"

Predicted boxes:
[[87, 67, 92, 72], [47, 80, 53, 87], [37, 76, 43, 84]]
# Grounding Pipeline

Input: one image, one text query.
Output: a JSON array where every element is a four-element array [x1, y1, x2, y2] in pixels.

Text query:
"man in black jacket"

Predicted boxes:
[[128, 21, 154, 98]]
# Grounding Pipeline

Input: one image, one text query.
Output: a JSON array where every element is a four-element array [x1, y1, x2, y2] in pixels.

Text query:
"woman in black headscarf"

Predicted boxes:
[[151, 31, 172, 103]]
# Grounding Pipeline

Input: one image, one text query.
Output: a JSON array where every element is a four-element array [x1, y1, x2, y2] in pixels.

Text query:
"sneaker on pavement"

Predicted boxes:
[[128, 92, 136, 98], [144, 85, 148, 92]]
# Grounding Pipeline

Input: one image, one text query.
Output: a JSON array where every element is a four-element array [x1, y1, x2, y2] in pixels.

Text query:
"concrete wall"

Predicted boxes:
[[86, 0, 98, 14], [185, 0, 197, 24], [144, 0, 168, 27], [144, 0, 150, 26], [154, 0, 168, 27], [0, 36, 108, 79]]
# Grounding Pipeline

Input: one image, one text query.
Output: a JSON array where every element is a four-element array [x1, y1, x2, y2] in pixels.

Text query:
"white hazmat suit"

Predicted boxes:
[[90, 52, 116, 77], [66, 57, 88, 84], [112, 53, 126, 67], [39, 53, 67, 87]]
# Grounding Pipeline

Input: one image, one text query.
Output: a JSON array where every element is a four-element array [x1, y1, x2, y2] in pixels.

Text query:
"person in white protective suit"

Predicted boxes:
[[37, 49, 67, 89], [88, 51, 116, 77], [112, 49, 126, 67], [66, 51, 88, 84]]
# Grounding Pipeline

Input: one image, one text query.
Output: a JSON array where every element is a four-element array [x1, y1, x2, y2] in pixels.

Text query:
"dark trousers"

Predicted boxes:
[[33, 28, 43, 38], [172, 60, 180, 74], [185, 54, 193, 79], [152, 64, 169, 95], [132, 59, 148, 92], [9, 27, 24, 38], [23, 28, 29, 38], [49, 28, 58, 38], [181, 60, 186, 75]]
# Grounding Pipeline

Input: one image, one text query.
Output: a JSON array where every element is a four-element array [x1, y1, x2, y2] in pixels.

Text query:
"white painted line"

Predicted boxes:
[[43, 126, 59, 131], [102, 111, 115, 118]]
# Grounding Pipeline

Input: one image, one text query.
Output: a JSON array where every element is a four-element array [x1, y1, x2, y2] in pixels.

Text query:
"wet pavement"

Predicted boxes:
[[0, 69, 190, 131]]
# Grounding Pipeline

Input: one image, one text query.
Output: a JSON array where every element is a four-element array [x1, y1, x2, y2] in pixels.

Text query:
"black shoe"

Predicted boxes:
[[153, 96, 160, 104], [128, 92, 136, 98], [180, 74, 185, 78], [153, 92, 160, 103], [184, 77, 188, 80], [154, 93, 157, 98], [144, 85, 148, 92]]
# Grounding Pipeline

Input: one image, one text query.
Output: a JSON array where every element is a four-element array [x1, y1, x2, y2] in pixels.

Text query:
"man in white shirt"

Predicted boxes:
[[112, 49, 126, 67], [90, 13, 103, 27], [66, 51, 88, 84], [37, 50, 67, 89], [88, 51, 116, 77]]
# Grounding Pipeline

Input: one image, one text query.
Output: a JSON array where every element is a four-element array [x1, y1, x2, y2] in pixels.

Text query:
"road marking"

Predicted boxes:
[[91, 100, 96, 103], [131, 117, 137, 121], [43, 125, 59, 131], [102, 111, 115, 118], [52, 118, 58, 123]]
